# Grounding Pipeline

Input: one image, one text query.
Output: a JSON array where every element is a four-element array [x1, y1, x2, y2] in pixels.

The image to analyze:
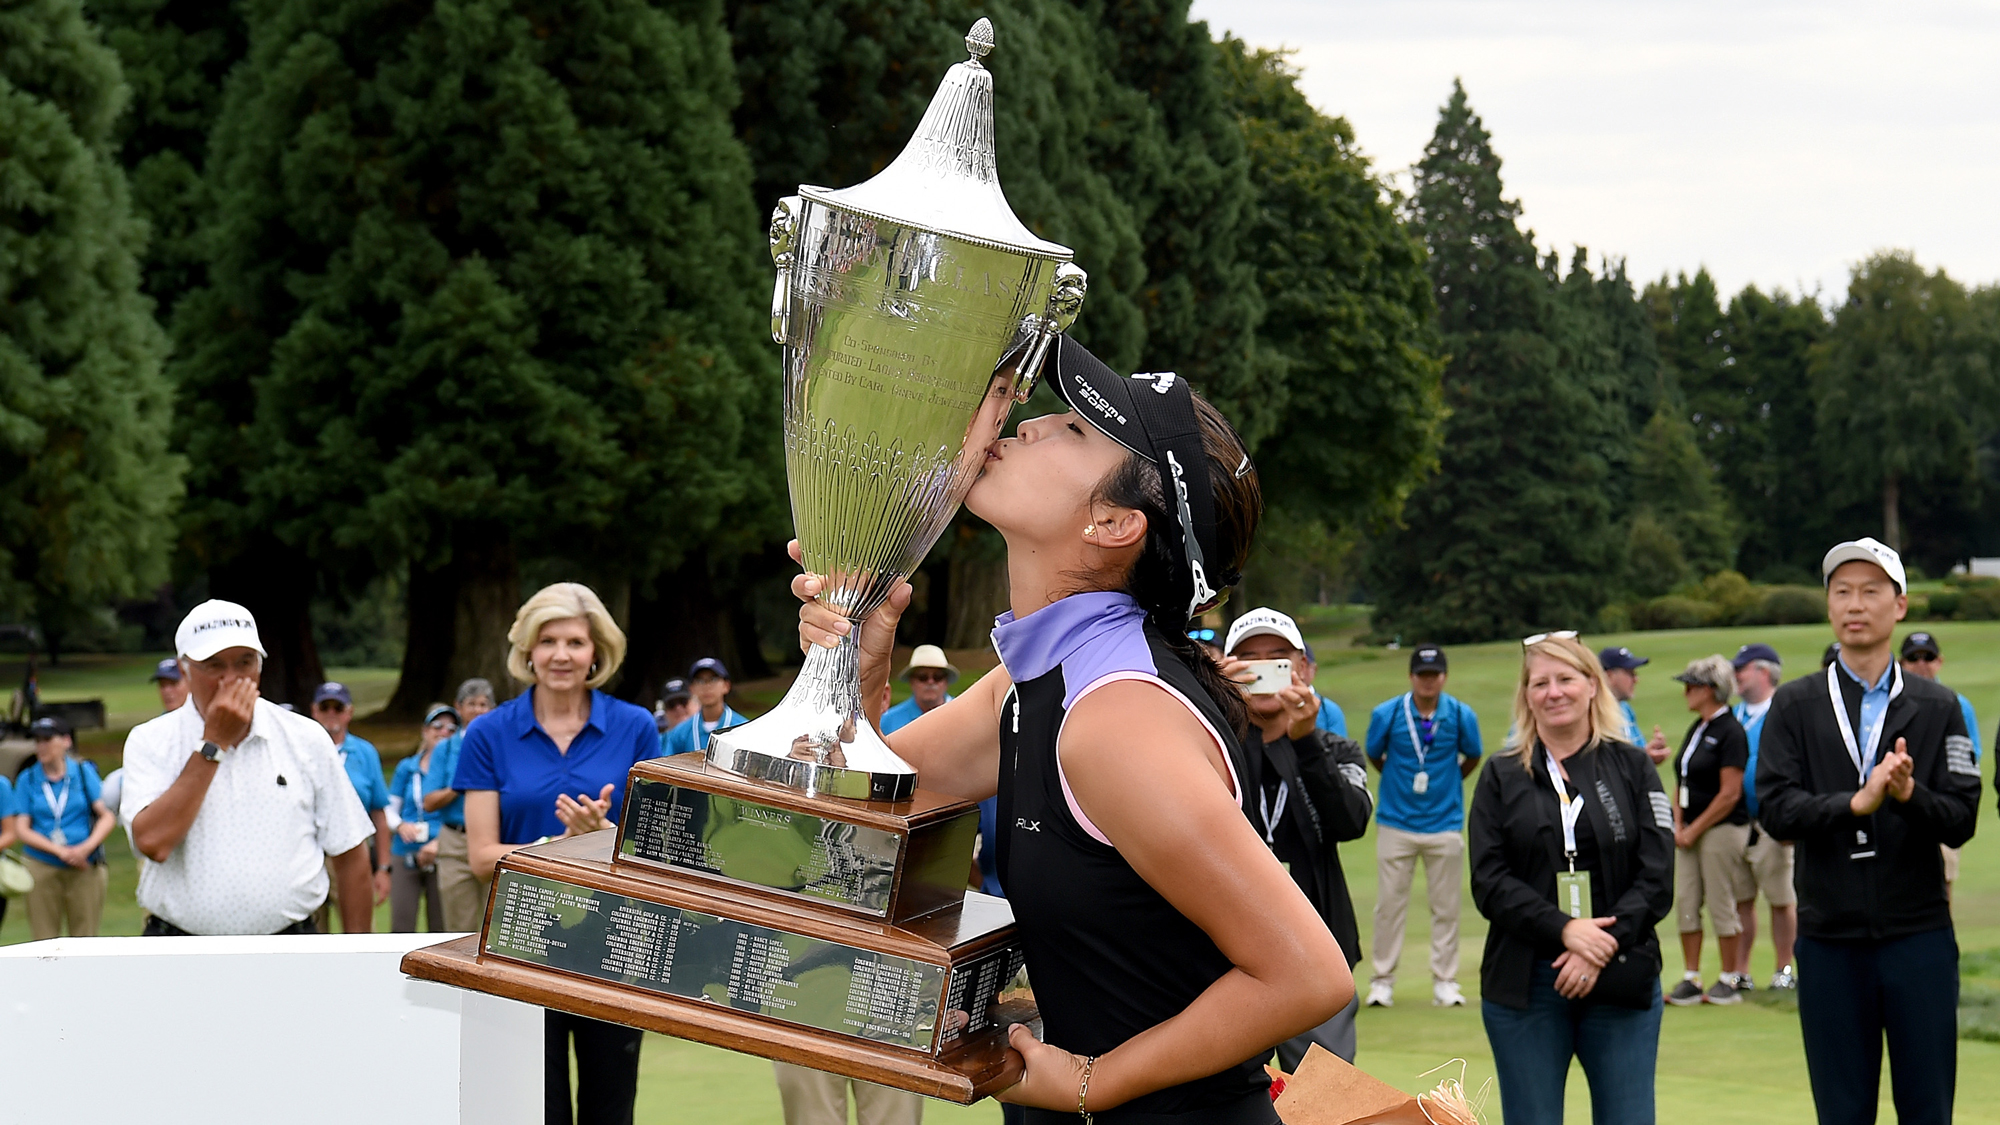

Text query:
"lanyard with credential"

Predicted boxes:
[[1826, 661, 1903, 783], [1546, 750, 1584, 867], [1676, 717, 1712, 809], [1402, 693, 1439, 795], [1258, 779, 1289, 844], [41, 767, 73, 845]]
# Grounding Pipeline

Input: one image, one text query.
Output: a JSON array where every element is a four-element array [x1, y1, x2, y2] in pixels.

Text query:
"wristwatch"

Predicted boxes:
[[200, 741, 227, 762]]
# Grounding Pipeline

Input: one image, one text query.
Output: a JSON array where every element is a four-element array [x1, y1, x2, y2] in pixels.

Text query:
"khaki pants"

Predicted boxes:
[[27, 857, 107, 939], [1370, 825, 1463, 986], [773, 1061, 923, 1125], [1744, 823, 1796, 906], [436, 826, 488, 932], [1677, 822, 1752, 935]]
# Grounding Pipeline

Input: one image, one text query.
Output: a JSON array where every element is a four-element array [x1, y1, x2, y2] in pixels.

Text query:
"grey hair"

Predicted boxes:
[[455, 677, 496, 706], [1744, 659, 1783, 687], [1677, 654, 1738, 704]]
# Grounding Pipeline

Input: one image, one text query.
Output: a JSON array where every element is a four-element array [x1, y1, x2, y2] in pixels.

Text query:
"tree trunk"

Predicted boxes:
[[386, 557, 457, 718], [209, 535, 324, 707], [1883, 472, 1902, 553], [445, 527, 519, 704], [386, 526, 520, 718], [944, 524, 1010, 650], [619, 549, 729, 707]]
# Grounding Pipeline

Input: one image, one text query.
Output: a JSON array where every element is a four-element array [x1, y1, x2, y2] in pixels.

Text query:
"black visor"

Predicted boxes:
[[1047, 336, 1231, 625]]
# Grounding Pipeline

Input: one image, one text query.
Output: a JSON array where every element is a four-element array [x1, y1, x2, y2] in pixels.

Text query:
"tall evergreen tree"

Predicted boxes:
[[0, 0, 182, 656], [1624, 409, 1736, 594], [87, 0, 246, 315], [1214, 39, 1443, 534], [1368, 81, 1629, 642], [1812, 251, 1993, 557], [178, 0, 774, 710]]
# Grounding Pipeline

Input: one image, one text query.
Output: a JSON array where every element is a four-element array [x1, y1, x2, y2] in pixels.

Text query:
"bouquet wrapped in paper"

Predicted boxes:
[[1273, 1046, 1484, 1125]]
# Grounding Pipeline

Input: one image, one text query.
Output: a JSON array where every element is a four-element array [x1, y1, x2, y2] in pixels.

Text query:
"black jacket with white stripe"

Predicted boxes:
[[1756, 663, 1979, 943], [1468, 739, 1673, 1009]]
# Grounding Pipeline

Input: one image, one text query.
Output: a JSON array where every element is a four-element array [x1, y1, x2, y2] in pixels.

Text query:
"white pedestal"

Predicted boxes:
[[0, 933, 542, 1124]]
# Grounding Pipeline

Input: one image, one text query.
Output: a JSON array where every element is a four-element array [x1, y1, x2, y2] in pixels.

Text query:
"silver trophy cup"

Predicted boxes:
[[707, 19, 1087, 801]]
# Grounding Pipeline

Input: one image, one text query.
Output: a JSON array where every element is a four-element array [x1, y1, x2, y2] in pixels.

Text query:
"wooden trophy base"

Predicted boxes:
[[401, 829, 1031, 1103]]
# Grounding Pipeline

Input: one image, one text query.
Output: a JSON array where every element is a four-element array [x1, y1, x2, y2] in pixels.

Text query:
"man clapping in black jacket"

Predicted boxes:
[[1756, 538, 1980, 1125], [1224, 608, 1374, 1068]]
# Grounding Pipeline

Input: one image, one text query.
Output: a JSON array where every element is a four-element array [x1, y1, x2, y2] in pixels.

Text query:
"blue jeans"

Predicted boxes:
[[1481, 962, 1662, 1125]]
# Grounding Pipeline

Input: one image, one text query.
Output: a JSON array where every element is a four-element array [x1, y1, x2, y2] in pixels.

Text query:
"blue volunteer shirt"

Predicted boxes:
[[389, 751, 446, 858], [1619, 699, 1642, 747], [337, 734, 390, 812], [1959, 694, 1982, 763], [452, 688, 661, 845], [1315, 695, 1348, 739], [1365, 692, 1482, 834], [880, 695, 940, 735], [14, 757, 102, 867], [1734, 699, 1772, 816], [0, 780, 16, 820], [660, 703, 747, 757], [426, 731, 468, 829], [880, 692, 1001, 896]]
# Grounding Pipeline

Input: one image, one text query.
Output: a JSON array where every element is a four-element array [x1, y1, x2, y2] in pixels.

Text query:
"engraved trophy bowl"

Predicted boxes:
[[708, 17, 1087, 802]]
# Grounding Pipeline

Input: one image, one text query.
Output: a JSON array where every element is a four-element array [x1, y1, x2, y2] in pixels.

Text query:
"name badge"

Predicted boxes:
[[1557, 870, 1592, 920], [1678, 786, 1689, 809], [1412, 771, 1430, 795], [1849, 827, 1875, 862]]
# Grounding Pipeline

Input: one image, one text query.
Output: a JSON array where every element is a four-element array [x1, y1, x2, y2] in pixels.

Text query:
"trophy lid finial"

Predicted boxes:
[[966, 18, 994, 61], [801, 16, 1069, 257]]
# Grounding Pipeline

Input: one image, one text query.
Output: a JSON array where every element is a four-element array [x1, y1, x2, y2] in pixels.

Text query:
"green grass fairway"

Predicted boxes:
[[11, 625, 2000, 1121]]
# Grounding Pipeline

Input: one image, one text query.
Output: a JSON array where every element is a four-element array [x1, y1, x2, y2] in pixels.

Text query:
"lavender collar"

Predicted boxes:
[[992, 591, 1156, 709]]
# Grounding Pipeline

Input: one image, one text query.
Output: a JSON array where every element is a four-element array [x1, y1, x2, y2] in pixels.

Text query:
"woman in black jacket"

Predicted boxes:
[[1469, 633, 1674, 1125]]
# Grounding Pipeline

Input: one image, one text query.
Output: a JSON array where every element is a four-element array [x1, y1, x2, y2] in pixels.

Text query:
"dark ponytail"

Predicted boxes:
[[1094, 394, 1262, 735]]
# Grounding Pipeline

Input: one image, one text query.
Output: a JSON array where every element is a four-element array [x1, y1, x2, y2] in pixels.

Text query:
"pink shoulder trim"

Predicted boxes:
[[1056, 670, 1240, 847]]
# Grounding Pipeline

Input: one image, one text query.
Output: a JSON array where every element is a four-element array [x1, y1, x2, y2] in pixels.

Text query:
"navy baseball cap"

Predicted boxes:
[[312, 682, 353, 707], [149, 657, 183, 683], [1598, 646, 1649, 672], [1733, 642, 1783, 669], [1901, 632, 1942, 660], [29, 715, 70, 739], [659, 677, 691, 704], [688, 658, 730, 681], [1409, 645, 1447, 673]]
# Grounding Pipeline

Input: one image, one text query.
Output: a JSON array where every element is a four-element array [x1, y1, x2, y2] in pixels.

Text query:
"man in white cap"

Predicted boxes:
[[1756, 538, 1979, 1125], [123, 600, 376, 935], [1223, 607, 1374, 1064]]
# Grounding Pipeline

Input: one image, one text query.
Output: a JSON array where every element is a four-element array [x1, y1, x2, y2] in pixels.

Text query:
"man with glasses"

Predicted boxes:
[[310, 681, 391, 929], [1363, 642, 1484, 1008], [421, 678, 498, 932], [1599, 645, 1672, 763], [1757, 538, 1979, 1125], [1898, 631, 1980, 894]]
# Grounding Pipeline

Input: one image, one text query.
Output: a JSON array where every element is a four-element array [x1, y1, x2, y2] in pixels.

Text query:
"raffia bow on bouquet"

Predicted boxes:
[[1272, 1046, 1486, 1125]]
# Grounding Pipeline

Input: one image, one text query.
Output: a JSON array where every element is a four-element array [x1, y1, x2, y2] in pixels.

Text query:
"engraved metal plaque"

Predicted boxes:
[[485, 872, 945, 1050], [619, 780, 902, 915]]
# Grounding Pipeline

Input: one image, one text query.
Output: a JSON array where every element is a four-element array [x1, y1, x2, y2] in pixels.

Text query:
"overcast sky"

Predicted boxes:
[[1188, 0, 2000, 303]]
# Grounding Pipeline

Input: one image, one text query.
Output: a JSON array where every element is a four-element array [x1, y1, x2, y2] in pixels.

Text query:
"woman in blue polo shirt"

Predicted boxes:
[[387, 703, 458, 932], [453, 582, 660, 1125], [12, 716, 115, 938], [0, 779, 19, 929]]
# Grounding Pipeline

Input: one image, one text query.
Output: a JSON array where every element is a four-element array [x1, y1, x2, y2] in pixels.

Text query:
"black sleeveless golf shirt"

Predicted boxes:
[[995, 624, 1273, 1119]]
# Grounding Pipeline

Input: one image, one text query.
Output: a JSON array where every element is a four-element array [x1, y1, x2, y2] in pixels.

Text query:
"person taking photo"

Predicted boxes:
[[792, 338, 1349, 1122], [1756, 538, 1980, 1125]]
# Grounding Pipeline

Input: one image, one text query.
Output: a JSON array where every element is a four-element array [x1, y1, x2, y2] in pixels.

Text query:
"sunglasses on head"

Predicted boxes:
[[1522, 630, 1580, 647], [1187, 628, 1217, 643]]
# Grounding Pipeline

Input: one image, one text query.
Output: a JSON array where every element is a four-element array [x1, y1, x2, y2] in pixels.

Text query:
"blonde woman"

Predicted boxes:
[[1468, 633, 1673, 1125], [451, 582, 659, 1125], [1664, 655, 1752, 1007]]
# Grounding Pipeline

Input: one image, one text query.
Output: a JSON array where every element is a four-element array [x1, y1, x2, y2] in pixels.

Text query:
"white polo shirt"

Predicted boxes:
[[122, 696, 374, 935]]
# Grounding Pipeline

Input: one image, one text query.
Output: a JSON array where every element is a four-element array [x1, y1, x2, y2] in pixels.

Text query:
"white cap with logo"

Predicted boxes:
[[175, 599, 268, 662], [1224, 607, 1305, 655], [1821, 536, 1907, 593]]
